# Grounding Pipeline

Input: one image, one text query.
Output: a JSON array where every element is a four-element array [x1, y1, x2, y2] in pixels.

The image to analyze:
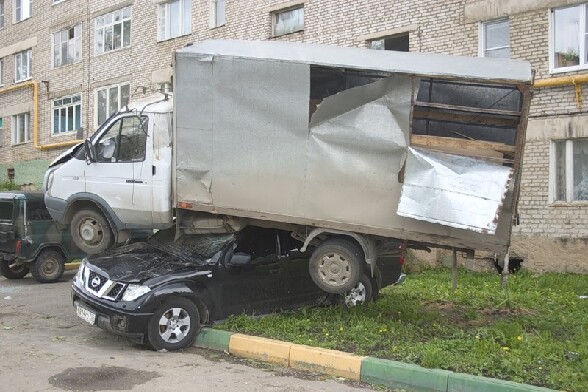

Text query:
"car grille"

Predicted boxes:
[[81, 265, 126, 301]]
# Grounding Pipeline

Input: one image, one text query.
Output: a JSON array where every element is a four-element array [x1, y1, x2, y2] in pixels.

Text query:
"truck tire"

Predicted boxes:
[[147, 297, 201, 351], [309, 238, 363, 294], [0, 260, 29, 279], [71, 208, 114, 255], [32, 250, 66, 283]]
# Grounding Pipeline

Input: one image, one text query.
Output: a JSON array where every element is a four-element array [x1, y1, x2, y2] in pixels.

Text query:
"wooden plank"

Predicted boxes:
[[414, 101, 521, 117], [412, 107, 519, 128], [410, 134, 516, 161]]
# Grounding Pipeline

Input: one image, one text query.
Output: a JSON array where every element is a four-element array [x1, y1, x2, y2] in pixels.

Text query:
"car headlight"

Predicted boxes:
[[122, 284, 151, 301], [73, 263, 85, 289]]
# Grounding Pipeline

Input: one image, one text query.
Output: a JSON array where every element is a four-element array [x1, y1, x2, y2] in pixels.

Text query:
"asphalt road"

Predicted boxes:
[[0, 272, 376, 392]]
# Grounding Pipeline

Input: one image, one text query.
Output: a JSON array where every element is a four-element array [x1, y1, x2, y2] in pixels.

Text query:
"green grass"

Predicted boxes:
[[216, 268, 588, 391]]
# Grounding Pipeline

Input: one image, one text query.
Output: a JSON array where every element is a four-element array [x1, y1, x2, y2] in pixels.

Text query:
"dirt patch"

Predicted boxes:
[[425, 301, 532, 327], [49, 366, 160, 391]]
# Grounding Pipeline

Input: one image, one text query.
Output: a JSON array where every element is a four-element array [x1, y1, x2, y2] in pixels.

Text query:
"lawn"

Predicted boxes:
[[216, 268, 588, 391]]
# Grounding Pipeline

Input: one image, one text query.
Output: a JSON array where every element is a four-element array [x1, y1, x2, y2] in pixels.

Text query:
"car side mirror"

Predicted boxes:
[[84, 139, 96, 164], [229, 253, 252, 266]]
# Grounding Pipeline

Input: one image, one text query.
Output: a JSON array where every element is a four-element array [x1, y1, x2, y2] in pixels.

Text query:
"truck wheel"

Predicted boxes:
[[343, 273, 373, 307], [71, 208, 114, 255], [0, 260, 29, 279], [32, 250, 66, 283], [309, 239, 362, 294], [147, 297, 201, 351]]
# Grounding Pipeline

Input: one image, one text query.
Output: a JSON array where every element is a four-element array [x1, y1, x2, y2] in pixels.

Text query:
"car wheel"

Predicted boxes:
[[147, 297, 200, 351], [0, 260, 30, 279], [71, 208, 114, 255], [343, 274, 373, 308], [309, 238, 363, 294], [31, 250, 66, 283]]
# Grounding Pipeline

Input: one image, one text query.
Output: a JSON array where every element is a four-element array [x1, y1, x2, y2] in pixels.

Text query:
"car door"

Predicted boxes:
[[217, 228, 289, 318], [85, 115, 152, 227]]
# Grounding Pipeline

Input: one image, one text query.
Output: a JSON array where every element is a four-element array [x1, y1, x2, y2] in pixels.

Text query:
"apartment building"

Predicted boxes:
[[0, 0, 586, 271]]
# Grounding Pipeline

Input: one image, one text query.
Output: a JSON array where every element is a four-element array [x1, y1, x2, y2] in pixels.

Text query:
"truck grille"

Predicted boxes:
[[81, 266, 126, 301]]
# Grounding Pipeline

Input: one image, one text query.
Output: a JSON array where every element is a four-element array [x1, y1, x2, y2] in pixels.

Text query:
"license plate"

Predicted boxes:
[[76, 304, 96, 325]]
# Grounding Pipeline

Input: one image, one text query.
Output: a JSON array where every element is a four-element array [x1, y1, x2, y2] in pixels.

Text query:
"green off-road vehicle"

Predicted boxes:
[[0, 192, 84, 283]]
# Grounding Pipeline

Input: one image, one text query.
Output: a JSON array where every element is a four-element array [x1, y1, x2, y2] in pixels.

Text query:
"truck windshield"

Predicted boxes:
[[0, 202, 13, 221]]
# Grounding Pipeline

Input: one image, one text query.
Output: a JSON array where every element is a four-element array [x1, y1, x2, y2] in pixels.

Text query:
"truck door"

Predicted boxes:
[[85, 115, 152, 227]]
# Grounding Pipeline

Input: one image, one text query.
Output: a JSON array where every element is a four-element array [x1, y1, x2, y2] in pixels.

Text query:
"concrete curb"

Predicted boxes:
[[194, 328, 555, 392]]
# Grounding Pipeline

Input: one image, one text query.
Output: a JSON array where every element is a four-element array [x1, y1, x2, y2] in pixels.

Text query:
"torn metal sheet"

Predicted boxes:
[[397, 147, 513, 234]]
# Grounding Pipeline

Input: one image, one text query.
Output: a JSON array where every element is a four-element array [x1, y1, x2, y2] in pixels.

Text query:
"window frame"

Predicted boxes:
[[13, 0, 31, 23], [94, 6, 132, 55], [550, 138, 588, 203], [95, 115, 148, 163], [368, 33, 410, 51], [209, 0, 225, 28], [157, 0, 192, 41], [14, 49, 31, 83], [549, 3, 588, 73], [94, 83, 130, 128], [11, 112, 30, 145], [52, 93, 82, 136], [272, 5, 304, 37], [0, 0, 5, 29], [478, 18, 510, 58], [52, 23, 82, 68]]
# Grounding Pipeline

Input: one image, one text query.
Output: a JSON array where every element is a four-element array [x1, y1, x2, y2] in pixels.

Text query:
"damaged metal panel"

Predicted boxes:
[[305, 75, 412, 225], [174, 53, 214, 205], [397, 147, 513, 234]]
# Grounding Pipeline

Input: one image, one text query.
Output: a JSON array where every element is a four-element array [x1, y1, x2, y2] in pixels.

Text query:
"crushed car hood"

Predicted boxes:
[[86, 242, 211, 283]]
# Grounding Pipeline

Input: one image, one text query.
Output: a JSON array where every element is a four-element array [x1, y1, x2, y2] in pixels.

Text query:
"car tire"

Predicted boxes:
[[147, 297, 201, 351], [31, 250, 66, 283], [71, 208, 114, 255], [343, 274, 373, 308], [0, 260, 29, 279], [309, 238, 363, 294], [370, 265, 382, 301]]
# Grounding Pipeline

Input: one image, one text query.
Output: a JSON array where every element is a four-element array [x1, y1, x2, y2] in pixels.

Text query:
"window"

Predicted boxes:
[[95, 116, 147, 163], [480, 19, 510, 58], [369, 34, 409, 51], [95, 7, 131, 54], [209, 0, 225, 28], [552, 139, 588, 201], [158, 0, 192, 40], [53, 94, 82, 134], [0, 0, 5, 28], [11, 113, 30, 145], [53, 24, 82, 67], [551, 4, 588, 70], [0, 201, 13, 220], [272, 6, 303, 36], [14, 49, 31, 82], [13, 0, 31, 23], [95, 83, 130, 127]]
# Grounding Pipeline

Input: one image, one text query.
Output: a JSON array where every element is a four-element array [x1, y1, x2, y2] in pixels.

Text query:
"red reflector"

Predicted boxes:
[[16, 240, 21, 254]]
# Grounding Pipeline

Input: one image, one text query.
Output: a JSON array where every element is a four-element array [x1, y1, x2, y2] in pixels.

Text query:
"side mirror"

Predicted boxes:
[[84, 139, 96, 164]]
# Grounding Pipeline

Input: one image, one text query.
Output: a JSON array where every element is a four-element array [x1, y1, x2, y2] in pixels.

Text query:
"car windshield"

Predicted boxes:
[[148, 229, 236, 263]]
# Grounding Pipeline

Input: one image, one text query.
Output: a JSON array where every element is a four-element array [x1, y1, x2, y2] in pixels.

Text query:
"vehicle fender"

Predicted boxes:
[[64, 192, 127, 241], [149, 281, 216, 324], [29, 244, 68, 263], [301, 228, 377, 276]]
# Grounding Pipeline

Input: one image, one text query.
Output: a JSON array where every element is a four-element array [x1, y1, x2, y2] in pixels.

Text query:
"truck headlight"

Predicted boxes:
[[122, 284, 151, 301]]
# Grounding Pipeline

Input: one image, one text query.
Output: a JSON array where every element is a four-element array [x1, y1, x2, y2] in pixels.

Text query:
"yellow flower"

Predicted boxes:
[[502, 346, 510, 351], [516, 336, 523, 341], [475, 335, 480, 340], [339, 326, 344, 332]]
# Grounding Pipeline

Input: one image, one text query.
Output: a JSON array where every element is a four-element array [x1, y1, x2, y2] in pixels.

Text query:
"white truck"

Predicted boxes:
[[44, 40, 533, 293]]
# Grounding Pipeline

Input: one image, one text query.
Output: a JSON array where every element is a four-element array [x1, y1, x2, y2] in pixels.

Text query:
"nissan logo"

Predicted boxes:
[[91, 276, 102, 288]]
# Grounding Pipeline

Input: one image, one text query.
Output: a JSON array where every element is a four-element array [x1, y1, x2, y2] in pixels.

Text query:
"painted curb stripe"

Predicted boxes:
[[361, 356, 451, 392], [194, 329, 555, 392], [194, 328, 233, 351], [229, 334, 292, 367], [290, 344, 365, 381]]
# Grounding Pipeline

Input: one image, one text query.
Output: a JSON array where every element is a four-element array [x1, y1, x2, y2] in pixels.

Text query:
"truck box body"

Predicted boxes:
[[173, 40, 532, 254]]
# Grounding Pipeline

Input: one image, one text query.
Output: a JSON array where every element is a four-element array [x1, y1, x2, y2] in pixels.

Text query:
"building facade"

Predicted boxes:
[[0, 0, 586, 271]]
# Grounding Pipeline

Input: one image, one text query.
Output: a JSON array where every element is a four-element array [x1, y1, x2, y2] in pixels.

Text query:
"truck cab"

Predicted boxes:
[[44, 95, 174, 254]]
